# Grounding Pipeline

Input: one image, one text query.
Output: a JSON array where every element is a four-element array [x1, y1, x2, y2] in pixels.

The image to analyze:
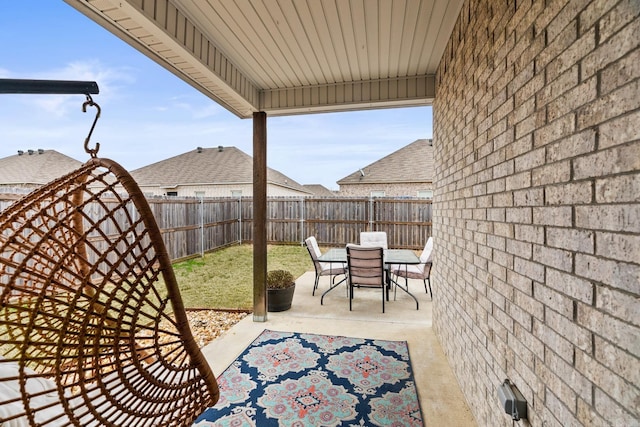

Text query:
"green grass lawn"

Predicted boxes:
[[172, 244, 312, 310]]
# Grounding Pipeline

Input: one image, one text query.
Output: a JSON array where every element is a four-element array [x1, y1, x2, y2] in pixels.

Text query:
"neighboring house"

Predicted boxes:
[[130, 146, 312, 197], [302, 184, 336, 197], [0, 149, 83, 195], [337, 139, 434, 198]]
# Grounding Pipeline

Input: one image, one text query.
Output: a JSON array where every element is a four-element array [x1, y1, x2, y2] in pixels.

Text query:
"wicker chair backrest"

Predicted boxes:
[[0, 158, 218, 427]]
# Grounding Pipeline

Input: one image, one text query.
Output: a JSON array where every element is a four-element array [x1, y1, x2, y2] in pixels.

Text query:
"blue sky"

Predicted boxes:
[[0, 2, 432, 190]]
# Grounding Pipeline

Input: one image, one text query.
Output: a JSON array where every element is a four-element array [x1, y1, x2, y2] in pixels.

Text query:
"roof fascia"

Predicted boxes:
[[260, 76, 435, 116], [64, 0, 259, 118]]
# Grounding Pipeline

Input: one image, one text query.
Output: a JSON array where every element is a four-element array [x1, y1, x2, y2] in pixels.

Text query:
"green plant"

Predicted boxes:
[[266, 269, 295, 290]]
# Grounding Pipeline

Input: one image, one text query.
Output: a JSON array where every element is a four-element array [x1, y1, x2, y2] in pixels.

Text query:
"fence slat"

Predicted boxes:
[[1, 196, 433, 260]]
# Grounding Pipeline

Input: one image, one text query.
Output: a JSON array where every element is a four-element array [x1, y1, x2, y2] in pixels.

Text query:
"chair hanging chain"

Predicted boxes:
[[82, 94, 101, 158]]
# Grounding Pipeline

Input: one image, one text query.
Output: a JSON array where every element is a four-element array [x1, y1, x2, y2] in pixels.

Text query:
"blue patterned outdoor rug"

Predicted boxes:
[[193, 329, 423, 427]]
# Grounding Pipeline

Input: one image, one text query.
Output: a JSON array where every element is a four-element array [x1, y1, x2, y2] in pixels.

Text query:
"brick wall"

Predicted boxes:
[[338, 182, 433, 197], [432, 1, 639, 425]]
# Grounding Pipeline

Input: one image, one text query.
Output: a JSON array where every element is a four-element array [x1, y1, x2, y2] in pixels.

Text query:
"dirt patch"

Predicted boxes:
[[186, 310, 250, 348]]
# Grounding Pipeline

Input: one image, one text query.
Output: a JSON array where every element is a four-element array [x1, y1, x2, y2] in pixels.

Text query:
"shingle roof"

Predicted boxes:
[[130, 146, 309, 193], [0, 150, 83, 185], [337, 139, 434, 184], [303, 184, 336, 197]]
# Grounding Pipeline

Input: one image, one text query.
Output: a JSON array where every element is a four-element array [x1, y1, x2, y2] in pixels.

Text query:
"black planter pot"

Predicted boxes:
[[267, 283, 295, 312]]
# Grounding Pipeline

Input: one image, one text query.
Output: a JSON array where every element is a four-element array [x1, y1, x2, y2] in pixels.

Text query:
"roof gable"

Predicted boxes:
[[131, 146, 309, 193], [337, 139, 434, 184], [0, 150, 83, 185]]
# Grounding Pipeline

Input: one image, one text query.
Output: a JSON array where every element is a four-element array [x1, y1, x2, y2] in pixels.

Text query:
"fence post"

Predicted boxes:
[[237, 196, 242, 244], [300, 197, 305, 244], [369, 196, 374, 231], [199, 196, 204, 257]]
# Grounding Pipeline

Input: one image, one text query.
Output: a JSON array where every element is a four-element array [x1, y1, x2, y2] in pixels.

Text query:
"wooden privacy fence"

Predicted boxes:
[[1, 196, 432, 261]]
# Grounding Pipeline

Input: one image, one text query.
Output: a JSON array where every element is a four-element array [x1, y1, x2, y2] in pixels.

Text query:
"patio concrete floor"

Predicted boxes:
[[201, 271, 476, 426]]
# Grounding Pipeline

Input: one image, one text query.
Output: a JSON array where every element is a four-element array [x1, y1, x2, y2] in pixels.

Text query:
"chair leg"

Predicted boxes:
[[349, 283, 353, 311], [383, 269, 392, 302], [312, 275, 320, 295], [426, 277, 432, 299]]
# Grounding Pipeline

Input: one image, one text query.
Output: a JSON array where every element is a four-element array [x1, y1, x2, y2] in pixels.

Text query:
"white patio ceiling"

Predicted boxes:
[[64, 0, 463, 118]]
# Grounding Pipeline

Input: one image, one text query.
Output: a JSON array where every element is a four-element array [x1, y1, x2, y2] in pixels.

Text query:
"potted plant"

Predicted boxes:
[[267, 269, 296, 312]]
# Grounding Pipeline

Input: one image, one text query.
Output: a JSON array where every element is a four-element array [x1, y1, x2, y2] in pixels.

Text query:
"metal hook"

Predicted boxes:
[[82, 94, 101, 157]]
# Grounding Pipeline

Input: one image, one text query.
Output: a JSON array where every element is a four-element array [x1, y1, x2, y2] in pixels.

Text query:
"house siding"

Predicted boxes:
[[433, 1, 639, 426], [137, 183, 308, 197]]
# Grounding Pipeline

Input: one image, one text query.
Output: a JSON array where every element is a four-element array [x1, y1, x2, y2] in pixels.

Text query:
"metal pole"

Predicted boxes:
[[0, 79, 99, 95]]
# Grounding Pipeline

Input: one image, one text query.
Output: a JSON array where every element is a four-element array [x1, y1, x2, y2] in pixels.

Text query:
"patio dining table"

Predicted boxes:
[[318, 248, 420, 309]]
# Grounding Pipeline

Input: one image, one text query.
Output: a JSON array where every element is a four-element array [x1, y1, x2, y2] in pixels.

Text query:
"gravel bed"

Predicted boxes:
[[186, 310, 250, 348]]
